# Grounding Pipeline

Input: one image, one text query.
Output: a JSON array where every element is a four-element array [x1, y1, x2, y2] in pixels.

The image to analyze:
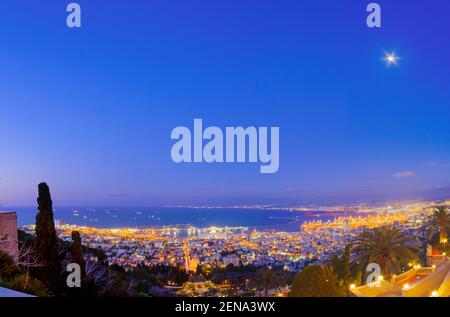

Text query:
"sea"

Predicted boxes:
[[1, 206, 366, 233]]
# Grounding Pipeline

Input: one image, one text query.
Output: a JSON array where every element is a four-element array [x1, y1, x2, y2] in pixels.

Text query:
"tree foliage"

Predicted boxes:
[[429, 206, 450, 244], [351, 225, 418, 278], [71, 231, 86, 279], [0, 250, 51, 297], [289, 264, 345, 297], [255, 268, 285, 297], [34, 182, 61, 293]]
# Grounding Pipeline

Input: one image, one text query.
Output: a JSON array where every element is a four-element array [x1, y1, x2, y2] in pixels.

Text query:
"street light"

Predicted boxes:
[[442, 238, 448, 251]]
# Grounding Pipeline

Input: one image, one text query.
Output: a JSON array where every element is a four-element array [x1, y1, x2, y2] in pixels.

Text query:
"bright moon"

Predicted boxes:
[[384, 52, 399, 66]]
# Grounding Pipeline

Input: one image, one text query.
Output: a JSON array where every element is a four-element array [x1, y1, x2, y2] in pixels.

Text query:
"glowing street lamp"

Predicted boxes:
[[442, 238, 448, 251]]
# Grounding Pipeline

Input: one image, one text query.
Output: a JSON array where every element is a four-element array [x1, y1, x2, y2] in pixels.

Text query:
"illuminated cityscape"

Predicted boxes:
[[18, 200, 438, 291], [1, 0, 450, 307]]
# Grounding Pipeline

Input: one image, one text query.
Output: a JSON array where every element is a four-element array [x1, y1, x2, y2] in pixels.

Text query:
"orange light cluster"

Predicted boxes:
[[301, 213, 409, 232]]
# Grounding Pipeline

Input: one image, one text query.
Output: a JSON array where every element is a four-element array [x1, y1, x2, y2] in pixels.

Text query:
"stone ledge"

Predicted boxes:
[[0, 212, 17, 218], [0, 286, 35, 297]]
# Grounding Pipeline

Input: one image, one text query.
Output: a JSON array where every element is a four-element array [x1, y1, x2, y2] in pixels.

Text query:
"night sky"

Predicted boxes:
[[1, 0, 449, 206]]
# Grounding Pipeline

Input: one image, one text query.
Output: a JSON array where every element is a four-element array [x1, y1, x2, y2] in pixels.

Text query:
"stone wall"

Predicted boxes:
[[0, 212, 19, 259]]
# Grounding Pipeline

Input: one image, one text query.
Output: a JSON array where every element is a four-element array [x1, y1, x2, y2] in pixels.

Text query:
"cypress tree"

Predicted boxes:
[[71, 231, 86, 280], [35, 182, 61, 294]]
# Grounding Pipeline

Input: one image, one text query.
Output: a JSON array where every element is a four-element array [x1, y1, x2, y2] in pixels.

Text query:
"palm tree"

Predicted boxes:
[[255, 268, 283, 297], [327, 244, 357, 293], [351, 225, 418, 278], [429, 206, 450, 245]]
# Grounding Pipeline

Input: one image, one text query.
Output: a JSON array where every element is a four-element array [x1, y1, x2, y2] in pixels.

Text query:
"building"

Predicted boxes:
[[343, 218, 349, 230], [223, 254, 240, 267], [0, 212, 19, 259]]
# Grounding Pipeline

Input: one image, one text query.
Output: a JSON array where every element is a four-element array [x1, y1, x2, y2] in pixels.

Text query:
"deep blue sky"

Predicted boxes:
[[1, 0, 449, 206]]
